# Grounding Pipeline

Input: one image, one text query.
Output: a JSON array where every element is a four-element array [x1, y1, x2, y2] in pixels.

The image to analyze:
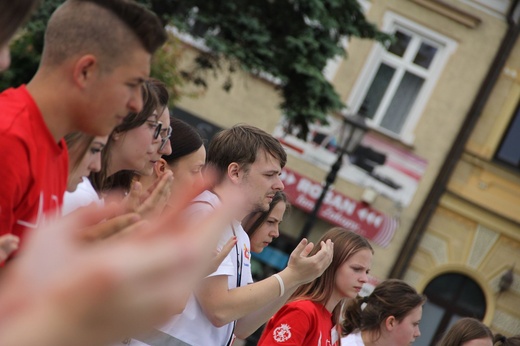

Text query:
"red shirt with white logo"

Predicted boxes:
[[258, 300, 334, 346], [0, 85, 68, 256]]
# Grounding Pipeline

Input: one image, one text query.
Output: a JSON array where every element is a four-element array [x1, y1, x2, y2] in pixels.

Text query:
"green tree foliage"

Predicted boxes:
[[0, 0, 185, 105], [145, 0, 392, 139], [0, 0, 59, 90], [2, 0, 391, 138]]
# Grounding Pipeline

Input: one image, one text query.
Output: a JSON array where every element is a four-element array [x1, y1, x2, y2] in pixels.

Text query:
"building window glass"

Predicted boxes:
[[495, 102, 520, 170], [416, 273, 486, 346], [347, 12, 456, 144]]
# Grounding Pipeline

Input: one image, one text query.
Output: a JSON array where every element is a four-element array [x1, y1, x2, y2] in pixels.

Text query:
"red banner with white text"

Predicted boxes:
[[280, 167, 398, 247]]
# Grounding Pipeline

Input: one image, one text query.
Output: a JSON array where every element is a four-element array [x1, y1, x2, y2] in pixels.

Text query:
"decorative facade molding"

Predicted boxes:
[[410, 0, 482, 27]]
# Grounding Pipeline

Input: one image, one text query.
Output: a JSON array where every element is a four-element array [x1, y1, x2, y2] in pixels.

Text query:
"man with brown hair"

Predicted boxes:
[[132, 124, 334, 346], [0, 0, 166, 254]]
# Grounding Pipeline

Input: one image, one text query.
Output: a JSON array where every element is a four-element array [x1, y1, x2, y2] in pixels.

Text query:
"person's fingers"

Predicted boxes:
[[208, 236, 237, 274], [289, 238, 309, 258], [79, 213, 141, 242], [219, 236, 237, 259], [105, 220, 150, 241], [310, 240, 333, 265], [0, 234, 19, 242], [136, 171, 173, 217], [301, 241, 315, 258], [123, 181, 143, 213]]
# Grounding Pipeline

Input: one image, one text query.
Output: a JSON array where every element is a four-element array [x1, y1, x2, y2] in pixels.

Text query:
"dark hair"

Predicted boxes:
[[42, 0, 166, 68], [207, 124, 287, 183], [342, 279, 426, 340], [436, 317, 493, 346], [162, 118, 204, 166], [0, 0, 39, 46], [65, 132, 95, 173], [494, 334, 520, 346], [242, 191, 290, 238], [90, 78, 168, 193], [292, 228, 373, 322]]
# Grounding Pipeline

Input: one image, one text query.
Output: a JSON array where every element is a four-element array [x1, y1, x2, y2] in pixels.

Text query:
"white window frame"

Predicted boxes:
[[346, 12, 457, 144]]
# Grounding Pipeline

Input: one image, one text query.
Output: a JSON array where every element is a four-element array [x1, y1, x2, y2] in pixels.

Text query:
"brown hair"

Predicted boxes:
[[0, 0, 40, 46], [206, 124, 287, 183], [494, 334, 520, 346], [291, 227, 373, 321], [437, 317, 493, 346], [90, 78, 168, 193], [65, 132, 95, 173], [243, 191, 290, 238], [42, 0, 166, 68], [342, 279, 426, 340]]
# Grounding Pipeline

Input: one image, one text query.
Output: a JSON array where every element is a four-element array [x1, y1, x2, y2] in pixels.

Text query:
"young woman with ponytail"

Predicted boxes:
[[341, 279, 426, 346]]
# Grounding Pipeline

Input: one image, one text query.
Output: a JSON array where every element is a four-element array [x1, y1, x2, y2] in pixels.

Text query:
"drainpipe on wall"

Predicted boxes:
[[389, 0, 520, 279]]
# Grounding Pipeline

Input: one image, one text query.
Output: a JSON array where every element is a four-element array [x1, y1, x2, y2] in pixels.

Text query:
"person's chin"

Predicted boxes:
[[139, 163, 154, 176], [260, 202, 270, 211]]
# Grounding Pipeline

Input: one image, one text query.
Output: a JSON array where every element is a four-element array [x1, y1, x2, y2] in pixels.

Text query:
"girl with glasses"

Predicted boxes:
[[137, 117, 205, 206], [63, 78, 173, 215]]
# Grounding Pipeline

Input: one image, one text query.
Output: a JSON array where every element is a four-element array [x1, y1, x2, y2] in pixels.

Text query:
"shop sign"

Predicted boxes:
[[281, 167, 398, 247]]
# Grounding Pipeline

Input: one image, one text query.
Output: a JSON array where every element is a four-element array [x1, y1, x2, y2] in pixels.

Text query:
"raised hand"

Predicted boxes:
[[0, 175, 234, 346], [123, 171, 173, 219], [284, 238, 334, 286]]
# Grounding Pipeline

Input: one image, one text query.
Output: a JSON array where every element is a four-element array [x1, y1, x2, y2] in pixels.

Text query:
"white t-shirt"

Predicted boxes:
[[62, 177, 103, 215], [341, 331, 364, 346], [129, 190, 254, 346]]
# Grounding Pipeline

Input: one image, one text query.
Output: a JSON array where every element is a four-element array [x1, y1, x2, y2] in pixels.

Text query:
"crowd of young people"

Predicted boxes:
[[0, 1, 517, 346]]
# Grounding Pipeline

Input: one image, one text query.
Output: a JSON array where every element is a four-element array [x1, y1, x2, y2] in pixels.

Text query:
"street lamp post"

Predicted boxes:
[[299, 114, 368, 240]]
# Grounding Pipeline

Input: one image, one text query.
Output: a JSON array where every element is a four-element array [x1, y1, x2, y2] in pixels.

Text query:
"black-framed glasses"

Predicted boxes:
[[152, 121, 163, 140], [159, 125, 172, 152]]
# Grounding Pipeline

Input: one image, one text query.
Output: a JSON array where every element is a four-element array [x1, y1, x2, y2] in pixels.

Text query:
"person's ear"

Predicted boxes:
[[385, 316, 396, 331], [73, 55, 98, 89], [228, 162, 241, 183], [111, 131, 122, 141], [154, 159, 168, 177]]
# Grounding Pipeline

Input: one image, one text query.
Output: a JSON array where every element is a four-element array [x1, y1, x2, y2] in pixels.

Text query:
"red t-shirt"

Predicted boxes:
[[258, 300, 335, 346], [0, 85, 68, 253]]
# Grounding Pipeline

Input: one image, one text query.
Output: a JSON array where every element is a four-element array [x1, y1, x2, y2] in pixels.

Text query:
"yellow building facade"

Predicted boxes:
[[172, 0, 520, 342], [402, 28, 520, 339]]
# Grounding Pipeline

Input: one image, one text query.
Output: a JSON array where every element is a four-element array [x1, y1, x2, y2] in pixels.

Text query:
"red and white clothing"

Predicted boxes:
[[258, 300, 335, 346], [0, 85, 68, 253]]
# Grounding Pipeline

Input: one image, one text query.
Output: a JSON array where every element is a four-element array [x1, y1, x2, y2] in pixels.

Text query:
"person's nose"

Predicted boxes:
[[89, 156, 102, 173], [128, 87, 144, 113], [158, 139, 172, 155], [271, 225, 280, 238], [195, 171, 205, 186], [359, 271, 368, 284], [274, 176, 284, 191]]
